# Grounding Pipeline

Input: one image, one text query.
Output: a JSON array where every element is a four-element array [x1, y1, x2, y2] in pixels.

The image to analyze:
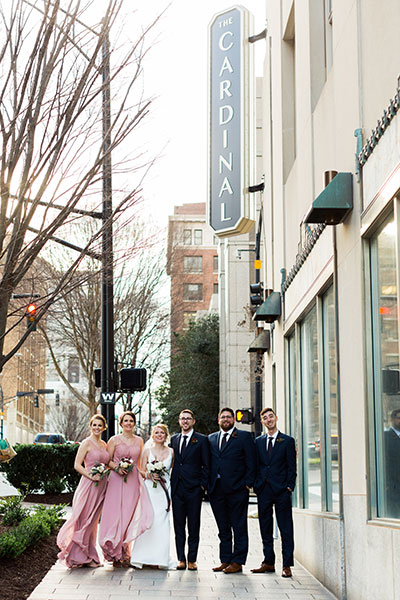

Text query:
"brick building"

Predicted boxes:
[[167, 203, 218, 341]]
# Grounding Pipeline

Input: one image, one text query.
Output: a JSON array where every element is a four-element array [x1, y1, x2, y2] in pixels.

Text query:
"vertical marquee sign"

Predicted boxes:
[[208, 6, 255, 237]]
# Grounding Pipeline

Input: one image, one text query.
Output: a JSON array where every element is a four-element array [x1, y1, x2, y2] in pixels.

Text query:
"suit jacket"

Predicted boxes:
[[170, 431, 210, 496], [208, 428, 256, 494], [254, 431, 296, 496]]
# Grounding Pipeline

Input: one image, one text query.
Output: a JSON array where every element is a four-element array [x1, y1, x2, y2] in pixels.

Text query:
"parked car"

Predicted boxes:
[[33, 432, 66, 444]]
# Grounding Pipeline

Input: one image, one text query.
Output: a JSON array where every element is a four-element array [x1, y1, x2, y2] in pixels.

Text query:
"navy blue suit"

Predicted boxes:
[[170, 432, 209, 563], [254, 431, 296, 567], [208, 428, 256, 565]]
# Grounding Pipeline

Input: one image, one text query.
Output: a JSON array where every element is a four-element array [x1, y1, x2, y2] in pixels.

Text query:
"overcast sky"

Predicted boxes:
[[130, 0, 266, 230]]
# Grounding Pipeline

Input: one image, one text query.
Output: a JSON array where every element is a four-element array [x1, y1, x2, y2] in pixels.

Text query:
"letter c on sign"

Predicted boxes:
[[219, 31, 233, 51]]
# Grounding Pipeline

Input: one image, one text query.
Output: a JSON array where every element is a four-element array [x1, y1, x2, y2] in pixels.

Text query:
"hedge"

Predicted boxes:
[[0, 502, 65, 558], [0, 444, 80, 494]]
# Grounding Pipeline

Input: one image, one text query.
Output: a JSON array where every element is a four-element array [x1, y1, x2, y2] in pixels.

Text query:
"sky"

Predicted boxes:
[[128, 0, 267, 232]]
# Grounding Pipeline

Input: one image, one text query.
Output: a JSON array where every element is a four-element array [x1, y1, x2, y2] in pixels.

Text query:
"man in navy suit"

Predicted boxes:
[[208, 407, 256, 574], [170, 409, 210, 571], [252, 407, 296, 578], [384, 408, 400, 518]]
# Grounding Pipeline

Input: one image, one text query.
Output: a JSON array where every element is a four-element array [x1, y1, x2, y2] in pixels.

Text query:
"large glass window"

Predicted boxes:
[[300, 306, 321, 510], [322, 286, 339, 512], [370, 214, 400, 519], [286, 285, 339, 513]]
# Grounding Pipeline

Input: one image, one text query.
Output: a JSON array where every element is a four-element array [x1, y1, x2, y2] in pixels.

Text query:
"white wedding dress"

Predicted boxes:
[[130, 449, 176, 569]]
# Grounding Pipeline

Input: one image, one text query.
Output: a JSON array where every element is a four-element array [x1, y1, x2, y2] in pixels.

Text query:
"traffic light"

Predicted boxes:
[[34, 395, 39, 408], [235, 408, 254, 424], [55, 393, 60, 407], [119, 368, 147, 392], [26, 302, 37, 331], [250, 282, 264, 308]]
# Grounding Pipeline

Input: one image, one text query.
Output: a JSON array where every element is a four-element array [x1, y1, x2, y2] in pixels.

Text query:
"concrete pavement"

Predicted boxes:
[[27, 503, 337, 600]]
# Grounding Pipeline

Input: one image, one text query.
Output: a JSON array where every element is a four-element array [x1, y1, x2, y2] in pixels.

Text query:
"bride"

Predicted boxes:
[[130, 424, 176, 569]]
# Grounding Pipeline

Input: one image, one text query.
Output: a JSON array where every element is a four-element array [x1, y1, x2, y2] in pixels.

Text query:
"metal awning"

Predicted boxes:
[[253, 292, 281, 323], [247, 330, 271, 353], [304, 172, 353, 225]]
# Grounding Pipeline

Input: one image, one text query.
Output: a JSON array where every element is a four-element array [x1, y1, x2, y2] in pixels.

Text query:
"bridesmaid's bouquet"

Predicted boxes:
[[146, 460, 170, 512], [90, 463, 110, 486], [118, 457, 135, 482]]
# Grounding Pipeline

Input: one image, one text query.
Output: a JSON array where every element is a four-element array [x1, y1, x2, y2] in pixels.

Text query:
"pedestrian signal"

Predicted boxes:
[[235, 409, 254, 424]]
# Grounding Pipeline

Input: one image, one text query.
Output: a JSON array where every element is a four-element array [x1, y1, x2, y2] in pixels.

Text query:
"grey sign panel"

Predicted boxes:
[[208, 6, 255, 237], [100, 392, 115, 405]]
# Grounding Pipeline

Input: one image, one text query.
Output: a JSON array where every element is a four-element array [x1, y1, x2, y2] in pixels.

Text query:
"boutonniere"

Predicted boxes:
[[191, 437, 198, 444], [231, 431, 238, 438], [276, 437, 284, 443]]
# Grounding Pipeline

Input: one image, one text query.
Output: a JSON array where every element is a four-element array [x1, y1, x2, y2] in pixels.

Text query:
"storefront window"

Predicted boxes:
[[301, 306, 321, 510], [370, 215, 400, 519], [322, 286, 339, 512]]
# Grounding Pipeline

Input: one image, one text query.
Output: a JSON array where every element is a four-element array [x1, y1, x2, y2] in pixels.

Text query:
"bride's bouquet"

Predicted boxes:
[[146, 460, 168, 488], [118, 457, 135, 482], [90, 462, 110, 486], [146, 459, 170, 511]]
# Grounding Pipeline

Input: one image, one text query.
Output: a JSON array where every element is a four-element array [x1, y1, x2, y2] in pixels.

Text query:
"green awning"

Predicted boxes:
[[247, 330, 271, 353], [254, 292, 281, 323], [304, 172, 353, 225]]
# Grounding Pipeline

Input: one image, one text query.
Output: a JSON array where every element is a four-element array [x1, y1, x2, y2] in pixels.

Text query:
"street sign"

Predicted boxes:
[[36, 389, 54, 394], [101, 392, 116, 404], [208, 6, 255, 237]]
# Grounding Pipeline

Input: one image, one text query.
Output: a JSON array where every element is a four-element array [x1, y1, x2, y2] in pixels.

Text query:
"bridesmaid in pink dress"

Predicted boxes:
[[99, 411, 153, 567], [57, 414, 110, 568]]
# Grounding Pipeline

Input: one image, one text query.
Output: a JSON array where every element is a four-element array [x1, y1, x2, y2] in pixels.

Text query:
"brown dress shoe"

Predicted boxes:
[[212, 562, 230, 572], [251, 562, 275, 573], [223, 562, 243, 574], [187, 562, 197, 571], [176, 560, 186, 570], [282, 566, 292, 577]]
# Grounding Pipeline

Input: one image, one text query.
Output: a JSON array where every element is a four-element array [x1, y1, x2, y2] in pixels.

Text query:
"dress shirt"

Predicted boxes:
[[219, 426, 235, 449], [266, 430, 279, 449], [180, 429, 194, 453], [391, 426, 400, 439]]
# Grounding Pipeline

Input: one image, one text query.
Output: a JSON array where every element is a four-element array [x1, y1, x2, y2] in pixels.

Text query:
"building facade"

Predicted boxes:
[[167, 203, 219, 339], [213, 1, 400, 598]]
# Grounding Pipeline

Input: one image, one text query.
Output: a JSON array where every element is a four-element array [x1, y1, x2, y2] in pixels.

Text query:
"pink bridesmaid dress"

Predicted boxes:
[[99, 438, 153, 563], [57, 439, 110, 568]]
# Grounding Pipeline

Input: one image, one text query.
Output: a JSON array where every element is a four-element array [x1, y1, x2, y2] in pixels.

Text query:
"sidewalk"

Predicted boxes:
[[28, 503, 337, 600]]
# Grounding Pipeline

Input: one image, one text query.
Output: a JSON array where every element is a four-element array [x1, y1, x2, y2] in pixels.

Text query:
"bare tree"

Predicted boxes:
[[41, 222, 169, 415], [47, 398, 90, 441], [0, 0, 161, 371]]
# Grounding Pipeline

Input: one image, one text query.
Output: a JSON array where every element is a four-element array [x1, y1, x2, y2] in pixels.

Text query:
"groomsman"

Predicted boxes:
[[252, 407, 297, 578], [208, 407, 256, 574], [170, 409, 210, 571]]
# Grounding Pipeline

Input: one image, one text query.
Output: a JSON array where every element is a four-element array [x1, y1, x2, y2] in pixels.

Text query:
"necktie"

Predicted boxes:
[[221, 432, 228, 450], [181, 435, 188, 455], [267, 437, 274, 455]]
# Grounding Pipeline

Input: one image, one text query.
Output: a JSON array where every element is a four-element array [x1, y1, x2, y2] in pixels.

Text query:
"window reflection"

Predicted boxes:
[[371, 216, 400, 519]]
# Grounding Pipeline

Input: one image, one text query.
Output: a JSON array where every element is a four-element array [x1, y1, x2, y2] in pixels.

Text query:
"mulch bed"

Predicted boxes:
[[0, 492, 73, 600]]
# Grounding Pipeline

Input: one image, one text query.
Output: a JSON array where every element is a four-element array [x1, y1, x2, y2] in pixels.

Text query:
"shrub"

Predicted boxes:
[[0, 444, 80, 493], [0, 495, 29, 526]]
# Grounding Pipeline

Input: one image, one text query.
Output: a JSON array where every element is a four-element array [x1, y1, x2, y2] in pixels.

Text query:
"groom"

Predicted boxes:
[[170, 409, 210, 571]]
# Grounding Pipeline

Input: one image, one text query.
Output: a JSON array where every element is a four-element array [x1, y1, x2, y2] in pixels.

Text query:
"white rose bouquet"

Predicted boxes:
[[117, 457, 135, 482], [146, 459, 170, 512], [90, 462, 110, 486]]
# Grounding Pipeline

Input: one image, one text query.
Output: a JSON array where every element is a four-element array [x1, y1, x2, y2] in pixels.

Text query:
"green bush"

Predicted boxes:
[[0, 495, 29, 526], [0, 444, 80, 493], [0, 507, 63, 558]]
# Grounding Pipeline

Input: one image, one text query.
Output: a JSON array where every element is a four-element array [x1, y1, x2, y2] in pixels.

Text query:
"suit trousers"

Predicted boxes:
[[257, 486, 294, 567], [209, 479, 249, 565], [172, 486, 203, 563]]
